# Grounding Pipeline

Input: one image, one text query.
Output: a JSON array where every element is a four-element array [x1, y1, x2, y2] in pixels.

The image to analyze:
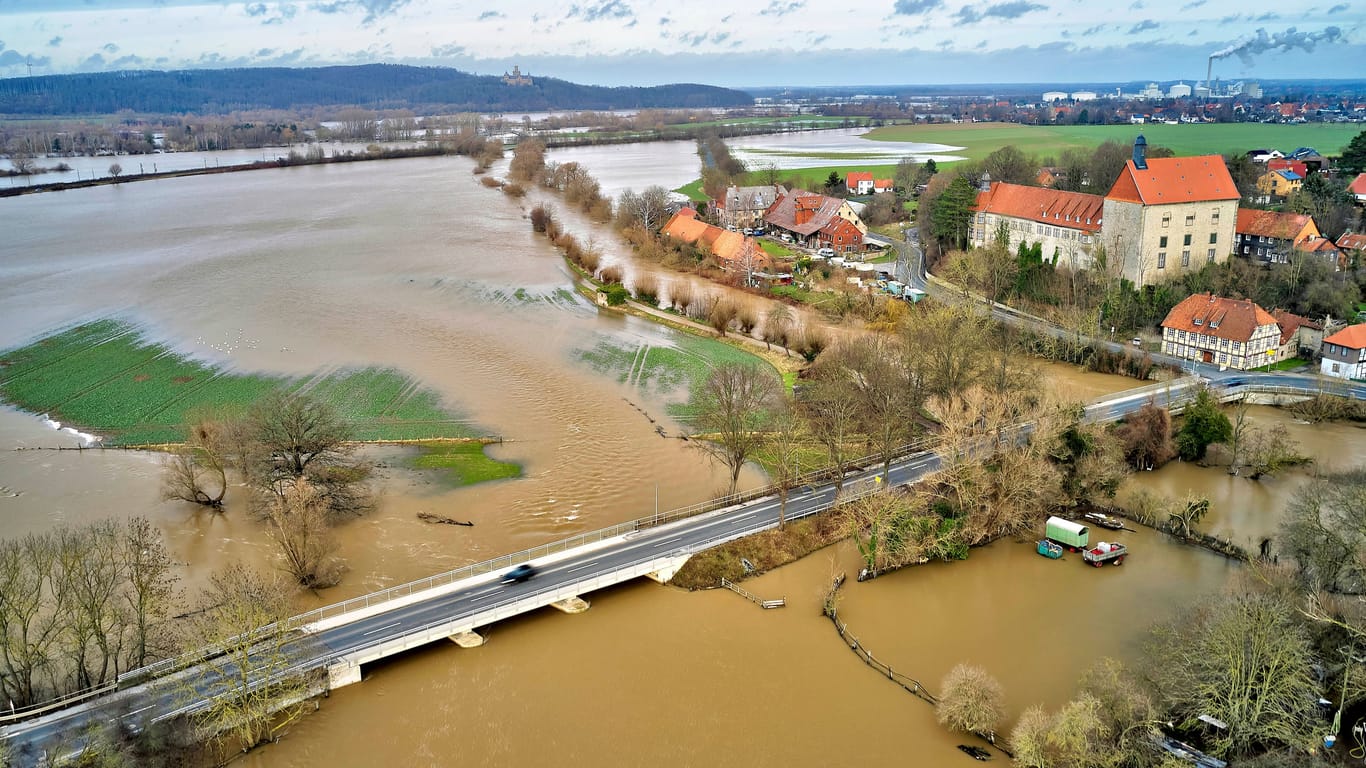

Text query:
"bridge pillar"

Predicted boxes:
[[449, 631, 485, 648], [551, 596, 590, 614], [645, 554, 691, 584], [328, 660, 362, 690]]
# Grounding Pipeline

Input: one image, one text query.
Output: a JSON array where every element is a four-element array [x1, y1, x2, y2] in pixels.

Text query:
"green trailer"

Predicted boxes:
[[1045, 516, 1089, 550]]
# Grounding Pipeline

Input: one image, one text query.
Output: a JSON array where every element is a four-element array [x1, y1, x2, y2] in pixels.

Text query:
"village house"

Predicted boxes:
[[969, 180, 1104, 271], [1337, 232, 1366, 259], [1160, 292, 1280, 370], [1320, 324, 1366, 380], [873, 178, 894, 195], [1270, 309, 1324, 362], [764, 192, 867, 251], [846, 172, 874, 195], [1255, 168, 1304, 201], [817, 218, 864, 254], [661, 209, 772, 275], [1234, 209, 1322, 264], [1350, 173, 1366, 204], [1101, 136, 1239, 287], [714, 184, 785, 232]]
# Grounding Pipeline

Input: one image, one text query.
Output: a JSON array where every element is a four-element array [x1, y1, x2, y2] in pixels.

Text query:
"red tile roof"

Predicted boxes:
[[819, 218, 864, 246], [1266, 159, 1309, 177], [1337, 232, 1366, 251], [1350, 173, 1366, 197], [764, 192, 853, 236], [1296, 237, 1340, 255], [1235, 209, 1315, 242], [1105, 156, 1239, 205], [847, 172, 873, 185], [1271, 309, 1321, 346], [873, 178, 894, 191], [1324, 324, 1366, 351], [661, 211, 770, 270], [1161, 293, 1278, 343], [972, 182, 1103, 233]]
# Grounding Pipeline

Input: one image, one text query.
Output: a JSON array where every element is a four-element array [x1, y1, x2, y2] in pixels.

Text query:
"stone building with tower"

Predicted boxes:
[[1099, 136, 1239, 287], [502, 66, 533, 86]]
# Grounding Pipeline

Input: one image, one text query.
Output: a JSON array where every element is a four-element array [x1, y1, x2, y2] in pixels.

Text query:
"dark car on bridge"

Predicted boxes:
[[502, 563, 538, 584]]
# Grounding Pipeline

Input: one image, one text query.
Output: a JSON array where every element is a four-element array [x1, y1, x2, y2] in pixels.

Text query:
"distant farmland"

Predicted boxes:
[[0, 319, 480, 445], [863, 121, 1362, 162]]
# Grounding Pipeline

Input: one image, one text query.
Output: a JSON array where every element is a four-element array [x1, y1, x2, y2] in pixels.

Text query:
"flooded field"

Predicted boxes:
[[726, 127, 967, 169]]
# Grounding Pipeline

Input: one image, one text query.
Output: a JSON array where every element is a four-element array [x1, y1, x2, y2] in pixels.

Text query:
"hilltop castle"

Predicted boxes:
[[502, 66, 533, 87]]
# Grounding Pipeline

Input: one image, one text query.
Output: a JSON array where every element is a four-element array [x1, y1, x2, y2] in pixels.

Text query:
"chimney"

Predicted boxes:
[[1132, 134, 1148, 170]]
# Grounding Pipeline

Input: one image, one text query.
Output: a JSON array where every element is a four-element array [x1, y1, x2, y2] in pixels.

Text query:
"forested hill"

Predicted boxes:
[[0, 64, 753, 116]]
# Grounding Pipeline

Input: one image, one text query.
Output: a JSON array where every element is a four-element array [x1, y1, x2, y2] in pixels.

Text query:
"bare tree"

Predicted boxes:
[[616, 185, 672, 233], [507, 138, 546, 184], [1147, 589, 1319, 759], [766, 404, 806, 529], [182, 564, 321, 755], [799, 363, 863, 496], [264, 479, 344, 589], [828, 338, 916, 481], [763, 304, 792, 353], [688, 363, 782, 496], [937, 663, 1006, 739], [123, 516, 178, 670], [1114, 400, 1176, 470], [160, 418, 230, 508], [108, 162, 122, 180], [244, 392, 369, 518]]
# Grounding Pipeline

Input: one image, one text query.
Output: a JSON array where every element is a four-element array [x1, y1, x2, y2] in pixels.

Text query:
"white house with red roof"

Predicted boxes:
[[1321, 324, 1366, 380], [846, 172, 874, 195], [970, 180, 1104, 270], [1101, 136, 1240, 287], [1160, 292, 1280, 370], [1350, 173, 1366, 204]]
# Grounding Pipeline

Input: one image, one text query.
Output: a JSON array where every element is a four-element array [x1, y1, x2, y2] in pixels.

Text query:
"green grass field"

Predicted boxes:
[[408, 441, 522, 487], [863, 121, 1362, 162], [0, 319, 480, 445], [759, 240, 798, 260], [577, 331, 780, 422]]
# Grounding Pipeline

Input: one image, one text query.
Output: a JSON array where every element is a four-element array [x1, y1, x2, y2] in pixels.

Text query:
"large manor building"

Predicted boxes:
[[971, 137, 1239, 287]]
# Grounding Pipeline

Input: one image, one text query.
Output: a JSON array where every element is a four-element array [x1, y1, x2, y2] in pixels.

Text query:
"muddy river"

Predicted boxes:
[[0, 149, 1329, 763]]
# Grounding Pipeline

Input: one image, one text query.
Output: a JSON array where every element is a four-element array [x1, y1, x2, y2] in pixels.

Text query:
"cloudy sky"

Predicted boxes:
[[0, 0, 1360, 87]]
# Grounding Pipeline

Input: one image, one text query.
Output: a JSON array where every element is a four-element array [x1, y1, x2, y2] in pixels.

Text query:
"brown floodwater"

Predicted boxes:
[[1, 150, 1235, 764], [1119, 404, 1366, 549]]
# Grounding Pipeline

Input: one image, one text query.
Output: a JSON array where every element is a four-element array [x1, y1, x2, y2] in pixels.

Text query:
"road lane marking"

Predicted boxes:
[[361, 621, 401, 637], [566, 561, 600, 573], [653, 537, 682, 548]]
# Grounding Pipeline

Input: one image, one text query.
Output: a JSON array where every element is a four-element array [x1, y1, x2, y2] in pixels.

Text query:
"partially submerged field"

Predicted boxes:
[[0, 319, 482, 445], [577, 330, 782, 423], [693, 121, 1361, 191], [862, 121, 1362, 162]]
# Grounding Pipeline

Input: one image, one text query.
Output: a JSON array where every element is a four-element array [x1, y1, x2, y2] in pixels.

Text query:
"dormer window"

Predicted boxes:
[[1193, 318, 1204, 326], [1210, 320, 1220, 329]]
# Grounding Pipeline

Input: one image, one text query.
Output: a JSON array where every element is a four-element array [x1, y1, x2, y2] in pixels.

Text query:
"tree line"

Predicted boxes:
[[0, 64, 753, 117]]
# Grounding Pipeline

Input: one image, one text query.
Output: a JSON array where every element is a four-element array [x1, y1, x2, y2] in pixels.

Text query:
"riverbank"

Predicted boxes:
[[0, 144, 462, 198]]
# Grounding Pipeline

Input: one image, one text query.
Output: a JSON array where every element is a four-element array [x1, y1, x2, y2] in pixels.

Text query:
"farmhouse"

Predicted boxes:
[[662, 209, 771, 274], [714, 184, 785, 231], [1160, 292, 1280, 370], [764, 192, 867, 249], [1321, 324, 1366, 380]]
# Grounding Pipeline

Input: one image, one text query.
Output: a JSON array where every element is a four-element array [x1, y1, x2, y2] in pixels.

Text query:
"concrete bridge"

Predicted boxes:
[[2, 373, 1363, 763]]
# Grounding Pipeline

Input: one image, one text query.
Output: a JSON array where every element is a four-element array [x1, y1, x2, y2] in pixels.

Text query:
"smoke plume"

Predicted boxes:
[[1209, 26, 1343, 66]]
